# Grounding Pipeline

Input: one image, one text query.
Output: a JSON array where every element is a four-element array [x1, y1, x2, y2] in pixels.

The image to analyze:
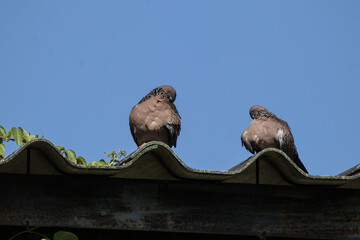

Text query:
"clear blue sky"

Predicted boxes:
[[1, 1, 360, 175]]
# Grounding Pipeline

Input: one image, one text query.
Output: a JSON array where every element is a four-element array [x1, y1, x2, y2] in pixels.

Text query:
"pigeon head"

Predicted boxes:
[[249, 105, 271, 119], [160, 85, 177, 103], [138, 85, 177, 104]]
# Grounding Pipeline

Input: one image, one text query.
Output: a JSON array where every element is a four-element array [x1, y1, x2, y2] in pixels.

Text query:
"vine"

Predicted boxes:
[[0, 125, 126, 165]]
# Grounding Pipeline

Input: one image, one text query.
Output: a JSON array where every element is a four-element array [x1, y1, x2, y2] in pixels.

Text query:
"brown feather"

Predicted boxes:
[[241, 105, 308, 173], [129, 85, 181, 148]]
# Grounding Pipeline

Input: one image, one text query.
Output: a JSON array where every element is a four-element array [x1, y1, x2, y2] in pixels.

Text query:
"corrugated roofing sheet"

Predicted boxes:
[[2, 139, 360, 239], [1, 139, 360, 188]]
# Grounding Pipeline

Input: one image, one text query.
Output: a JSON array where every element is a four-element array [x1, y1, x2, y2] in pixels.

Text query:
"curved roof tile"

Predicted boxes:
[[1, 139, 359, 188]]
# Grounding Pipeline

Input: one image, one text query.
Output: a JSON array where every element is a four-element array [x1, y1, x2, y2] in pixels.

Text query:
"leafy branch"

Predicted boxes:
[[56, 146, 126, 166], [0, 125, 126, 166], [0, 126, 42, 160], [92, 149, 127, 166]]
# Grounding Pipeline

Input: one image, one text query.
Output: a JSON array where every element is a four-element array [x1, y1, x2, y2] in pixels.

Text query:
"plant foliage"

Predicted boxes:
[[0, 125, 126, 166], [0, 126, 41, 160]]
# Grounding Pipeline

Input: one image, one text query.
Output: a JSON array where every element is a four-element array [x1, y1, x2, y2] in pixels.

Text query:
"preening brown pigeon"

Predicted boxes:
[[129, 85, 181, 148], [241, 105, 308, 173]]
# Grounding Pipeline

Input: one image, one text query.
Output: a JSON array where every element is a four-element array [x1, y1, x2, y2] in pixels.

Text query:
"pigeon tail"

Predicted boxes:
[[291, 152, 308, 174]]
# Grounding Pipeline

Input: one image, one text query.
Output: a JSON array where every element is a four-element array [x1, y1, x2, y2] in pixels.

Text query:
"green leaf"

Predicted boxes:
[[99, 159, 107, 166], [0, 125, 6, 137], [56, 145, 65, 152], [64, 149, 77, 163], [23, 129, 32, 142], [0, 143, 5, 156], [7, 127, 15, 138], [53, 231, 78, 240], [12, 127, 24, 146], [88, 161, 100, 166], [88, 159, 107, 166], [76, 156, 87, 165]]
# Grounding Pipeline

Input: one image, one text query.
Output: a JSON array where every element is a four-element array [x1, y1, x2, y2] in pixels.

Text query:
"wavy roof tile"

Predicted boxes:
[[1, 139, 360, 188]]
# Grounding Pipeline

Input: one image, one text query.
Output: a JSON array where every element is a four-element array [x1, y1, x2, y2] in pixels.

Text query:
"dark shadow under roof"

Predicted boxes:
[[1, 139, 360, 188]]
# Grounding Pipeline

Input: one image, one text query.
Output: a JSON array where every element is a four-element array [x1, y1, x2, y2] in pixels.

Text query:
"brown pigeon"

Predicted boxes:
[[129, 85, 181, 148], [241, 105, 308, 173]]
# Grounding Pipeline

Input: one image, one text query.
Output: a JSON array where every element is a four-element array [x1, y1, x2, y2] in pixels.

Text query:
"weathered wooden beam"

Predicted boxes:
[[0, 174, 359, 239]]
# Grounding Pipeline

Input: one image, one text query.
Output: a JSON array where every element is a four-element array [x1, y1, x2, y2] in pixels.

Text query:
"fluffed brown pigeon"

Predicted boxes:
[[241, 105, 308, 173], [129, 85, 181, 148]]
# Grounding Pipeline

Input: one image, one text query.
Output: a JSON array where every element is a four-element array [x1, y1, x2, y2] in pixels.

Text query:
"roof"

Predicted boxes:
[[2, 138, 360, 188], [2, 139, 360, 239]]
